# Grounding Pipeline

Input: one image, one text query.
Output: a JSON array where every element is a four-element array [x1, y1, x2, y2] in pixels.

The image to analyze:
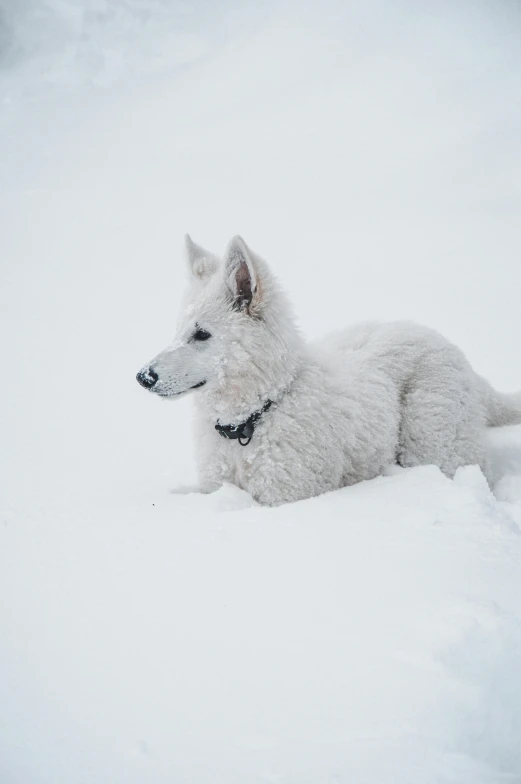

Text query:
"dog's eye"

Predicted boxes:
[[193, 328, 212, 342]]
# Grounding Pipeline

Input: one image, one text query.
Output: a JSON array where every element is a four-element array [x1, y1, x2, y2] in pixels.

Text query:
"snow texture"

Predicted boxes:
[[1, 1, 521, 783]]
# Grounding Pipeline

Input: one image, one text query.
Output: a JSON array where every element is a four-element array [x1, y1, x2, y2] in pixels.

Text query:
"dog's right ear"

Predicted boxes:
[[184, 234, 218, 280], [224, 235, 258, 313]]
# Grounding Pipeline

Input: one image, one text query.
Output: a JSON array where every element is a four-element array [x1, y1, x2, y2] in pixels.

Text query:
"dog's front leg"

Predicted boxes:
[[194, 423, 226, 495], [171, 464, 221, 496], [197, 457, 224, 495]]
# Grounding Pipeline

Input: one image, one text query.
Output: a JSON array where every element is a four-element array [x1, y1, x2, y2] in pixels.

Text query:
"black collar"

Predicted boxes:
[[215, 400, 273, 446]]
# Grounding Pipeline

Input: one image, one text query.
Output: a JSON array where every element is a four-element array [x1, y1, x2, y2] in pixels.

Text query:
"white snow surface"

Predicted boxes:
[[1, 2, 521, 782]]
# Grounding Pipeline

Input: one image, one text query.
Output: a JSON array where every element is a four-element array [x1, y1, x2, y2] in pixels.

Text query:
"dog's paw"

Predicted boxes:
[[169, 483, 203, 495]]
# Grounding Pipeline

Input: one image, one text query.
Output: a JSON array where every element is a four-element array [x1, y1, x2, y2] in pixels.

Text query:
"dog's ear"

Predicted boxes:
[[184, 234, 218, 279], [224, 235, 257, 312]]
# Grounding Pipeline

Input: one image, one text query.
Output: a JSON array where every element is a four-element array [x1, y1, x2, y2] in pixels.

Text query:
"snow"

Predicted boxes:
[[1, 2, 521, 782]]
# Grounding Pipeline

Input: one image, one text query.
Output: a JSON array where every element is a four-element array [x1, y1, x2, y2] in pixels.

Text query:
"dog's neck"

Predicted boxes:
[[197, 332, 304, 426]]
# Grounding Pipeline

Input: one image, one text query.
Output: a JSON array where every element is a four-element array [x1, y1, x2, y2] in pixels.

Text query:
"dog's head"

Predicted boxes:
[[136, 235, 299, 405]]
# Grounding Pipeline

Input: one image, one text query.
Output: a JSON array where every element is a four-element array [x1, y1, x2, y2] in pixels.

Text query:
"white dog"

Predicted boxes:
[[137, 235, 521, 506]]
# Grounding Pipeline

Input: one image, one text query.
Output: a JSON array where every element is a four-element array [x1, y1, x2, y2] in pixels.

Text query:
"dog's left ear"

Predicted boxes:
[[185, 234, 218, 280], [224, 235, 257, 312]]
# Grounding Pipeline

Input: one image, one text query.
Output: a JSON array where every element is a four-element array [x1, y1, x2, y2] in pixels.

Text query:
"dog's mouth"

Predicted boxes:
[[155, 380, 207, 397]]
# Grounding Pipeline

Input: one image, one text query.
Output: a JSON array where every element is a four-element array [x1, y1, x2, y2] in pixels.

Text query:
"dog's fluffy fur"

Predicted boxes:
[[137, 235, 521, 505]]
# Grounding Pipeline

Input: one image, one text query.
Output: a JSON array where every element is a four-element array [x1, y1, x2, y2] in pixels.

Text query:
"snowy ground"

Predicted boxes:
[[1, 2, 521, 782]]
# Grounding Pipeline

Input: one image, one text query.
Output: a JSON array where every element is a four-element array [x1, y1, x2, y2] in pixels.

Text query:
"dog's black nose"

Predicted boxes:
[[136, 368, 158, 389]]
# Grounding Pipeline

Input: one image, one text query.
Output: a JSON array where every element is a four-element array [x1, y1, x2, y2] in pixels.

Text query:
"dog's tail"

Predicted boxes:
[[479, 376, 521, 427]]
